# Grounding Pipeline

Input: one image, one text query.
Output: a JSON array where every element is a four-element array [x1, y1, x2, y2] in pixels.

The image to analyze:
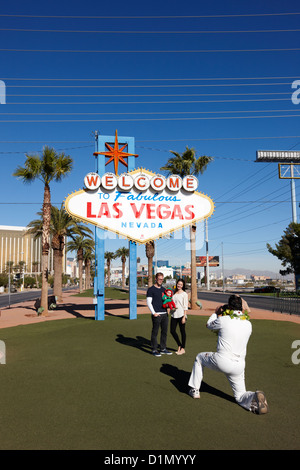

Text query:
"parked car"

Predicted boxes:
[[254, 286, 280, 294], [9, 286, 17, 293]]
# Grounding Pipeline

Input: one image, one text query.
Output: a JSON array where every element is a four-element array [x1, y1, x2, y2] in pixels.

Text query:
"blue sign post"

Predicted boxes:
[[94, 131, 138, 320], [127, 141, 137, 320], [94, 131, 105, 321]]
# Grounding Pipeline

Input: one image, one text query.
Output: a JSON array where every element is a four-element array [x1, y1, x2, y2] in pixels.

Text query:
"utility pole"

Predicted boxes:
[[221, 242, 225, 292], [8, 258, 11, 308], [205, 219, 210, 291], [290, 164, 298, 223]]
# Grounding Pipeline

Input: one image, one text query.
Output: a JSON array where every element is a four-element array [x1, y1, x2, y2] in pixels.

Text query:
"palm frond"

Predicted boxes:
[[160, 146, 213, 178]]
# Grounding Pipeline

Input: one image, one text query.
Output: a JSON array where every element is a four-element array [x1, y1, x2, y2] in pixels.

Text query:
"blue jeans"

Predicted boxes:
[[151, 314, 168, 351]]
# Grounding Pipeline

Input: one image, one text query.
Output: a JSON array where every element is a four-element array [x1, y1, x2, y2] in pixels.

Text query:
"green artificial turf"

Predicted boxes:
[[76, 287, 145, 300], [0, 315, 299, 450]]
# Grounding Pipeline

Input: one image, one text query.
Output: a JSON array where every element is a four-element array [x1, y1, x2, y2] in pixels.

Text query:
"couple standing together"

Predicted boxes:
[[146, 272, 189, 357]]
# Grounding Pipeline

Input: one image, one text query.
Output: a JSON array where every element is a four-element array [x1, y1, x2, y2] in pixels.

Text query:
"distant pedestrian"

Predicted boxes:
[[170, 279, 189, 355], [147, 272, 172, 357]]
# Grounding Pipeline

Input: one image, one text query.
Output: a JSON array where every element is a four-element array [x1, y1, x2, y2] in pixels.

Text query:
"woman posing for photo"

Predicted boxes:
[[170, 278, 189, 355]]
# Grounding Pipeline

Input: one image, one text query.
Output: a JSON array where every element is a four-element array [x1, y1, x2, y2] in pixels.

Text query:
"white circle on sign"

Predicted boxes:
[[84, 172, 101, 190], [101, 173, 118, 190], [118, 173, 134, 191], [166, 175, 183, 192], [182, 175, 198, 192], [134, 174, 150, 191], [150, 175, 166, 191]]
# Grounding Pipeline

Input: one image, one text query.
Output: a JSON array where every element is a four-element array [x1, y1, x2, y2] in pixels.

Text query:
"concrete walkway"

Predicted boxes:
[[0, 289, 299, 329]]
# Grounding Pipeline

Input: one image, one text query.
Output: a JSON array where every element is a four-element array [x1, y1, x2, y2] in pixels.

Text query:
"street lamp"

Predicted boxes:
[[20, 252, 25, 292]]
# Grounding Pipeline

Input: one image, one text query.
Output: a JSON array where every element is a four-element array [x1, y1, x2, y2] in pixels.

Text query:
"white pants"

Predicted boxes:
[[188, 352, 255, 410]]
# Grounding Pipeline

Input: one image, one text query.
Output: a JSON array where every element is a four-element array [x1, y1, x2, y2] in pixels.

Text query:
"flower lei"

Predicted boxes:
[[212, 309, 250, 336], [222, 309, 250, 321]]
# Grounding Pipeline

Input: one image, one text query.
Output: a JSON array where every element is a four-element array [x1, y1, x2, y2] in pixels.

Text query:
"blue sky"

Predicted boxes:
[[0, 0, 300, 277]]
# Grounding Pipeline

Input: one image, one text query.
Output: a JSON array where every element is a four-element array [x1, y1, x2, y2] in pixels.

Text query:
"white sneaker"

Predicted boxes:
[[189, 388, 200, 399]]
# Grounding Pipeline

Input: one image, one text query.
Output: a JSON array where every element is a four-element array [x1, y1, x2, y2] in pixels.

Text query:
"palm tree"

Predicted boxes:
[[83, 241, 95, 290], [27, 205, 93, 302], [160, 146, 213, 309], [14, 146, 73, 315], [51, 205, 93, 300], [115, 247, 129, 289], [67, 235, 94, 293], [145, 241, 155, 287], [5, 261, 13, 274], [105, 252, 116, 287], [32, 261, 39, 284]]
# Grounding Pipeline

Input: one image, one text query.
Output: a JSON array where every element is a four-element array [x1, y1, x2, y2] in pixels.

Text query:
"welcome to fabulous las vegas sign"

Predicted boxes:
[[65, 168, 214, 244]]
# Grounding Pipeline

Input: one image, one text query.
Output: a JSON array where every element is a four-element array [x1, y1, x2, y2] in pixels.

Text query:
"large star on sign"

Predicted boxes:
[[94, 130, 138, 175]]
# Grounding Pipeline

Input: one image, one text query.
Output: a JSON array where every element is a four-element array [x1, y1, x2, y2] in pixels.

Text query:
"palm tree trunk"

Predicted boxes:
[[85, 258, 91, 290], [107, 259, 111, 287], [41, 183, 51, 315], [53, 249, 63, 302], [146, 241, 155, 288], [52, 234, 64, 303], [147, 255, 153, 287], [122, 256, 126, 289], [190, 224, 198, 309], [78, 248, 84, 293]]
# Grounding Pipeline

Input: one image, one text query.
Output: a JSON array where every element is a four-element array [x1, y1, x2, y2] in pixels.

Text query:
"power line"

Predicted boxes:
[[1, 27, 300, 34], [1, 47, 300, 53], [0, 114, 298, 122], [6, 92, 293, 97], [214, 166, 276, 201], [211, 192, 290, 230], [0, 199, 292, 205], [211, 217, 291, 240], [3, 82, 295, 88], [2, 75, 299, 80], [0, 12, 299, 18], [0, 108, 298, 116], [137, 135, 300, 142], [0, 135, 299, 143], [3, 98, 293, 105]]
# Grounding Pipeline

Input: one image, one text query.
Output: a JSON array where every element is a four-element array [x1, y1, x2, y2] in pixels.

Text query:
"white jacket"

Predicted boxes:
[[206, 312, 252, 361]]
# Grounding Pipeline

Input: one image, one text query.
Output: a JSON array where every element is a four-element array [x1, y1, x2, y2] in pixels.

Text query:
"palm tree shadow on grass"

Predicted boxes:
[[160, 363, 235, 404]]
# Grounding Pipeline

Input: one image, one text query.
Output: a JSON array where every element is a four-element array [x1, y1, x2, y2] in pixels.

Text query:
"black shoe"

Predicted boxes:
[[160, 349, 172, 355], [152, 350, 161, 357]]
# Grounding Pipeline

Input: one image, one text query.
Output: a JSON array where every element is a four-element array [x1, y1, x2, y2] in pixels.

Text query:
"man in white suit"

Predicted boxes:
[[188, 295, 268, 414]]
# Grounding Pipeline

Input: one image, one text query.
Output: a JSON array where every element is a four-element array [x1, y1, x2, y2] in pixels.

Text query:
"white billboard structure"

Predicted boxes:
[[65, 169, 214, 245], [256, 150, 300, 223]]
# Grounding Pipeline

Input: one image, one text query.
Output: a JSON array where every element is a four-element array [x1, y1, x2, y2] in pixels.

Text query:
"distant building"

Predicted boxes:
[[66, 257, 78, 278], [181, 268, 191, 277], [251, 275, 271, 282], [155, 260, 170, 268], [232, 275, 247, 285], [154, 266, 174, 278], [109, 266, 129, 284], [0, 225, 66, 275]]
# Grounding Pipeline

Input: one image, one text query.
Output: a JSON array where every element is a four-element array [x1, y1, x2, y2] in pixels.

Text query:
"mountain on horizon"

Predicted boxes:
[[213, 267, 292, 280]]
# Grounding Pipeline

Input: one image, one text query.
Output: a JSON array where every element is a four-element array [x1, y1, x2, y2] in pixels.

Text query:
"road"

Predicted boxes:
[[0, 287, 76, 309], [197, 290, 275, 312], [120, 285, 277, 313], [0, 286, 276, 312]]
